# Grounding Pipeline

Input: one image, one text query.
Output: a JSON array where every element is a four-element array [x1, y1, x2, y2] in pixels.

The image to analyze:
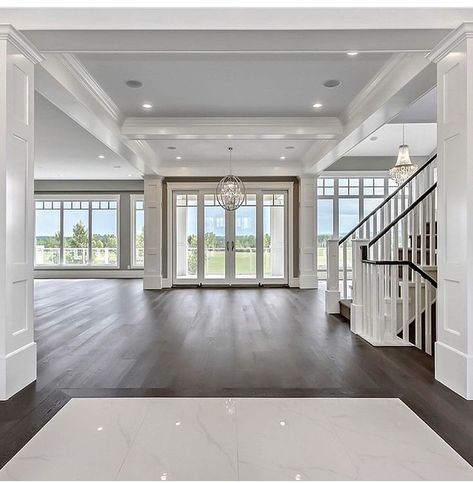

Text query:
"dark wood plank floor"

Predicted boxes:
[[0, 279, 472, 469]]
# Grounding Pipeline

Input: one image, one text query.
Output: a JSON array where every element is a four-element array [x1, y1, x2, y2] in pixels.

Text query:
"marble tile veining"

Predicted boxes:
[[0, 397, 472, 481]]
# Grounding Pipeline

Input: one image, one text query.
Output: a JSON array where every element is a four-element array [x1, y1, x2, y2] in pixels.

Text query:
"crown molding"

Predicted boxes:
[[428, 22, 473, 63], [0, 24, 44, 64], [341, 53, 410, 125], [58, 53, 122, 122], [122, 116, 342, 140]]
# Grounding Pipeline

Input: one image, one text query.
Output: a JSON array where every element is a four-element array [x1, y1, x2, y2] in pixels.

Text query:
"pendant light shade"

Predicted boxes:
[[216, 147, 246, 211], [389, 125, 418, 185]]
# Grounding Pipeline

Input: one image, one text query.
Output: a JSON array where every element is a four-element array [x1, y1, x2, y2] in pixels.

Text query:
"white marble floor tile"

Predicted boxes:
[[0, 397, 472, 481], [0, 398, 152, 481], [117, 398, 238, 481]]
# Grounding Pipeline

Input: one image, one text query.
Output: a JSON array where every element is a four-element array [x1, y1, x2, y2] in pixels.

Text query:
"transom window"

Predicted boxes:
[[35, 196, 119, 268]]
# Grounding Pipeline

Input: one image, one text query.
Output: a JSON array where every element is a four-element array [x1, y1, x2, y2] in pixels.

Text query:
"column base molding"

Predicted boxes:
[[325, 289, 340, 314], [0, 342, 37, 400], [435, 341, 473, 400], [143, 274, 163, 290], [299, 274, 318, 289], [350, 302, 363, 334]]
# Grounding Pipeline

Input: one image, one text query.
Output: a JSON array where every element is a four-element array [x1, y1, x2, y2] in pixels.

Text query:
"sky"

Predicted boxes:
[[36, 209, 117, 237]]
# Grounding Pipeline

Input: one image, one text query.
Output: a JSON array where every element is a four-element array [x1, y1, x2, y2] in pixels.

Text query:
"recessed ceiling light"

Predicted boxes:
[[176, 156, 182, 160], [347, 51, 358, 56], [128, 174, 133, 177], [279, 420, 287, 427], [142, 103, 153, 109], [280, 156, 286, 160], [167, 146, 177, 150], [126, 80, 143, 88], [175, 421, 182, 426], [98, 155, 105, 159], [313, 103, 323, 108], [370, 136, 378, 141], [97, 426, 103, 432], [323, 79, 341, 88], [285, 146, 295, 150], [113, 165, 122, 169]]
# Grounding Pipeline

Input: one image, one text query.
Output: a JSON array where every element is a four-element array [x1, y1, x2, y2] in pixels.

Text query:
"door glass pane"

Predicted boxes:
[[204, 205, 225, 278], [317, 199, 333, 274], [176, 199, 198, 279], [35, 202, 61, 265], [264, 194, 285, 279], [91, 202, 118, 266], [63, 204, 89, 265], [235, 205, 256, 279]]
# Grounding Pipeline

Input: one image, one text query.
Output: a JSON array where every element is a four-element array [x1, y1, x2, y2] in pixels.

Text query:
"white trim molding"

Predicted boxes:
[[428, 22, 473, 64], [0, 24, 44, 64], [122, 117, 343, 141], [59, 53, 122, 122]]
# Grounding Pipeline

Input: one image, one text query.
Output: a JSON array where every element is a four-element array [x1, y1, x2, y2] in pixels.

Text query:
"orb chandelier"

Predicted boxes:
[[216, 147, 246, 211], [389, 124, 418, 185]]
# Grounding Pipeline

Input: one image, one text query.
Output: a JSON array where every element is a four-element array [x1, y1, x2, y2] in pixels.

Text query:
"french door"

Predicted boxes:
[[173, 189, 287, 286]]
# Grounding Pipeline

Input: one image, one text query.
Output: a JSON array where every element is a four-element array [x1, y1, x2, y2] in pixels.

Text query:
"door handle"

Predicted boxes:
[[231, 241, 234, 251], [226, 241, 230, 251]]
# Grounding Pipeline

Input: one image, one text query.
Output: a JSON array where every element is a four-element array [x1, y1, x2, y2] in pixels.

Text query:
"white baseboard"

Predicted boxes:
[[143, 274, 163, 290], [0, 342, 37, 400], [435, 341, 473, 400], [34, 270, 144, 279], [299, 274, 318, 289]]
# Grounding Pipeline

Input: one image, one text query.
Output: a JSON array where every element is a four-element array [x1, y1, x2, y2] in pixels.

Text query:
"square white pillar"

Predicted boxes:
[[299, 175, 317, 289], [143, 176, 163, 290], [0, 25, 43, 400], [429, 23, 473, 399]]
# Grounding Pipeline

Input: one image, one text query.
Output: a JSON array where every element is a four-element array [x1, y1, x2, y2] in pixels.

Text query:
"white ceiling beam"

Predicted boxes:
[[121, 117, 342, 141], [35, 53, 160, 175], [303, 53, 437, 174], [0, 8, 472, 31]]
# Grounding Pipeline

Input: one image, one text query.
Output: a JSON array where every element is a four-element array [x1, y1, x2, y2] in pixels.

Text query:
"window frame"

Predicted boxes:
[[34, 194, 121, 270], [130, 193, 145, 269], [316, 173, 392, 279]]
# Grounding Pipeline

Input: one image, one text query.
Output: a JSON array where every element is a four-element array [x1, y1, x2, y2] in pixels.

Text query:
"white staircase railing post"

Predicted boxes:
[[350, 239, 369, 334], [325, 239, 340, 313]]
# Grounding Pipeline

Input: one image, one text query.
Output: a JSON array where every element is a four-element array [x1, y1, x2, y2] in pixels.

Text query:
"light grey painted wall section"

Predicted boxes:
[[34, 179, 144, 279], [329, 156, 426, 172]]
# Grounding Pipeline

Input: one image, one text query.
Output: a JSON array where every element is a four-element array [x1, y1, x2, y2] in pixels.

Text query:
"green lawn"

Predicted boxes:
[[204, 251, 273, 277]]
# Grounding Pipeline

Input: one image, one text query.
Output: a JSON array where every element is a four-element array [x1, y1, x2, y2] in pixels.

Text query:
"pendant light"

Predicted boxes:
[[216, 147, 246, 211], [389, 124, 418, 185]]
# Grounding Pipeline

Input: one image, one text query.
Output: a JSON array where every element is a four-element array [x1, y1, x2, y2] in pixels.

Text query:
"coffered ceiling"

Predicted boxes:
[[4, 7, 455, 179]]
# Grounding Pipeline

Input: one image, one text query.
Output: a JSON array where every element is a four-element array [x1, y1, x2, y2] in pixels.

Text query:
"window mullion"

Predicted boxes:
[[88, 203, 93, 266]]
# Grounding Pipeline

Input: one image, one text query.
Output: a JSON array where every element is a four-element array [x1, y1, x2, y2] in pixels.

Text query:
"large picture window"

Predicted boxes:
[[35, 196, 119, 268]]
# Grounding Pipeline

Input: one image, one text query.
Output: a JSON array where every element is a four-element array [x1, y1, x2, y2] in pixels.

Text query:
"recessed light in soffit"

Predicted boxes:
[[323, 79, 341, 88]]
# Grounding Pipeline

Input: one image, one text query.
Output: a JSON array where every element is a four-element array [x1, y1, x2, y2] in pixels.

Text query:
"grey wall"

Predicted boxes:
[[328, 156, 426, 172], [34, 180, 144, 273]]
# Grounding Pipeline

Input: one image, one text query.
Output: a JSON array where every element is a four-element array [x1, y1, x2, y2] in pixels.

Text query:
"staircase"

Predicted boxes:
[[325, 154, 438, 355]]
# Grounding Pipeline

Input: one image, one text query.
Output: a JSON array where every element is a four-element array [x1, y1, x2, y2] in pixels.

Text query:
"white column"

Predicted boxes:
[[325, 239, 340, 313], [0, 26, 43, 400], [429, 23, 473, 399], [350, 239, 369, 334], [143, 176, 163, 290], [299, 175, 317, 289]]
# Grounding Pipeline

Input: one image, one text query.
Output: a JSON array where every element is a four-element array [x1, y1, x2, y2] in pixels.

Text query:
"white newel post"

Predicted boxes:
[[325, 239, 340, 313], [350, 239, 369, 334], [429, 23, 473, 399], [299, 175, 317, 289], [0, 26, 43, 400], [143, 176, 163, 290]]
